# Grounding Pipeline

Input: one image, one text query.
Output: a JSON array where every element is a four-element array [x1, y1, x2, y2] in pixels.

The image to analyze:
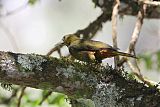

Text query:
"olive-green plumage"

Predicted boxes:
[[62, 34, 136, 63]]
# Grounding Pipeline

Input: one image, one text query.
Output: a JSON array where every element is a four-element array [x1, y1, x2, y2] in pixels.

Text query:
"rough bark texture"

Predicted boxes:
[[0, 51, 160, 107]]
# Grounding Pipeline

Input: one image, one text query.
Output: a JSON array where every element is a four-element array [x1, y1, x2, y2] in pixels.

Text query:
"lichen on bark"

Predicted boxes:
[[0, 51, 160, 107]]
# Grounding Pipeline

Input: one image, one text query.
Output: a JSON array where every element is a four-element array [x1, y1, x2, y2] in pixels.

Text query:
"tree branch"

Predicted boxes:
[[118, 4, 145, 67], [0, 1, 29, 18], [139, 0, 160, 6], [92, 0, 160, 19], [0, 51, 160, 106], [112, 0, 120, 68], [17, 87, 26, 107], [74, 12, 111, 39]]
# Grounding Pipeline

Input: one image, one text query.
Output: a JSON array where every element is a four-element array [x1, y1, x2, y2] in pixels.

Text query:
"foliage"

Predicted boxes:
[[139, 50, 160, 71], [28, 0, 39, 5]]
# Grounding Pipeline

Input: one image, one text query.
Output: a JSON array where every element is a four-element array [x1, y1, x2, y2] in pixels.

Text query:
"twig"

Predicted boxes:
[[93, 0, 160, 19], [127, 59, 157, 87], [0, 1, 29, 18], [38, 91, 52, 105], [126, 4, 155, 86], [118, 4, 146, 67], [46, 42, 64, 56], [139, 0, 160, 6], [75, 12, 111, 39], [132, 49, 157, 86], [111, 0, 120, 68], [128, 5, 145, 53], [17, 87, 26, 107]]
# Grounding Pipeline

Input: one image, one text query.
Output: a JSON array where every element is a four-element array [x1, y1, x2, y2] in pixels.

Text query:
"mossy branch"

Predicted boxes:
[[0, 51, 160, 107]]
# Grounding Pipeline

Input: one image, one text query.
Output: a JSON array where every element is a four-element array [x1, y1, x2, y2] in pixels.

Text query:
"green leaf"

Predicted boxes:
[[140, 54, 152, 70], [156, 51, 160, 71], [48, 93, 66, 105], [28, 0, 38, 5], [71, 98, 95, 107]]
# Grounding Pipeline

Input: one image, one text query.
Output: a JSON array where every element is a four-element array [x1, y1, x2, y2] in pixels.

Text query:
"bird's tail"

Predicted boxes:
[[113, 51, 137, 58]]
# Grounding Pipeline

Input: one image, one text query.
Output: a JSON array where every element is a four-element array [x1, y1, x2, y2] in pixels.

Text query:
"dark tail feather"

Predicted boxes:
[[114, 51, 137, 59]]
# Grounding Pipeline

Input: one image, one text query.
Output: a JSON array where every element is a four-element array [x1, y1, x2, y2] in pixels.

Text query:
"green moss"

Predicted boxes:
[[38, 82, 53, 90], [71, 98, 95, 107]]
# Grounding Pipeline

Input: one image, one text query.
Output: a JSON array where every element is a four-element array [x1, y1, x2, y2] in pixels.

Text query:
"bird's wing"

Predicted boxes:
[[69, 39, 118, 52]]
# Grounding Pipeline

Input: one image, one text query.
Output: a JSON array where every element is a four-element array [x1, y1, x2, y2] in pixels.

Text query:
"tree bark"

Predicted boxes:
[[0, 51, 160, 107]]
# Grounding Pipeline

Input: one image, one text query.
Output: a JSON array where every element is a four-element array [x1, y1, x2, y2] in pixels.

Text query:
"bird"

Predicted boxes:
[[62, 34, 137, 63]]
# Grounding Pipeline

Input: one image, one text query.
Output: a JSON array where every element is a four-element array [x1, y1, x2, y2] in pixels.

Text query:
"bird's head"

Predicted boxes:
[[62, 34, 80, 46]]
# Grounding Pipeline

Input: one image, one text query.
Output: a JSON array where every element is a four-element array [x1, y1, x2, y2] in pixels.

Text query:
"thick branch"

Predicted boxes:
[[0, 51, 160, 106]]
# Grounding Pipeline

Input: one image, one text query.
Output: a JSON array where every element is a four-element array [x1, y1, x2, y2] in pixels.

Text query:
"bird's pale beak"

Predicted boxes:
[[60, 41, 65, 45]]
